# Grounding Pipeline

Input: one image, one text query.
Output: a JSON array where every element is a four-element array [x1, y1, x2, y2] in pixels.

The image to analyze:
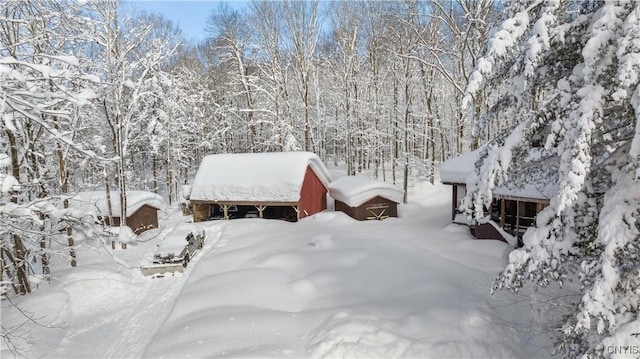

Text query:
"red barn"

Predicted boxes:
[[190, 152, 332, 222]]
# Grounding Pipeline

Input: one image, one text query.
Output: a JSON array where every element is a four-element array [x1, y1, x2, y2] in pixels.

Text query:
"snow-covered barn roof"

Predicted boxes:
[[328, 176, 404, 208], [69, 191, 165, 217], [190, 152, 332, 203]]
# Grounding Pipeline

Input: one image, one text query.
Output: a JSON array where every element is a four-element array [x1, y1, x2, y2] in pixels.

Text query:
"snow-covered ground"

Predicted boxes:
[[1, 182, 550, 358]]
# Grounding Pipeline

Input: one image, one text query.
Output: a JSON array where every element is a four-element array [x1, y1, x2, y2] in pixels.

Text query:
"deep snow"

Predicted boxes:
[[1, 182, 550, 358]]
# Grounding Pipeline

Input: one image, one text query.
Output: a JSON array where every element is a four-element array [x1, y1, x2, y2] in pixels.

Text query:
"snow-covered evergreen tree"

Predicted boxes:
[[461, 0, 640, 356]]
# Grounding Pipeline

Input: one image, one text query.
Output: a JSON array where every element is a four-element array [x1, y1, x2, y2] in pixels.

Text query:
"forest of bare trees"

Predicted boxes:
[[0, 0, 502, 296], [5, 1, 640, 356]]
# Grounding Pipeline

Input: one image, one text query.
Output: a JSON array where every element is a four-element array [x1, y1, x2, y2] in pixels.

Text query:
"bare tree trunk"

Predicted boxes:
[[403, 77, 411, 204], [55, 118, 77, 265], [116, 122, 128, 250], [63, 200, 77, 266], [153, 155, 158, 193], [5, 128, 31, 294], [304, 76, 311, 152], [392, 74, 399, 185], [166, 157, 173, 207], [1, 248, 20, 295], [104, 166, 116, 250], [39, 213, 51, 278], [11, 234, 30, 295]]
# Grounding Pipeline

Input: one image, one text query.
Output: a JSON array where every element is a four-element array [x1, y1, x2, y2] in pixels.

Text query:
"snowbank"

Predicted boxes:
[[328, 176, 404, 207], [143, 206, 526, 358], [190, 152, 332, 202]]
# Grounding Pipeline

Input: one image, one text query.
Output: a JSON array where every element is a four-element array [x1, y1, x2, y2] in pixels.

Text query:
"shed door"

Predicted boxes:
[[366, 203, 389, 220]]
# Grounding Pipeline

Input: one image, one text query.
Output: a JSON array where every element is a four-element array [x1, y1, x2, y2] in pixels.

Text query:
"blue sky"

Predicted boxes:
[[131, 1, 249, 43]]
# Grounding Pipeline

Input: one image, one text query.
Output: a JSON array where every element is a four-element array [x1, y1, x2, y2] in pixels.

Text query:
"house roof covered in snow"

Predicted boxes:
[[69, 191, 165, 217], [493, 184, 555, 200], [440, 148, 559, 201], [190, 151, 332, 203], [328, 176, 404, 208], [439, 148, 482, 184]]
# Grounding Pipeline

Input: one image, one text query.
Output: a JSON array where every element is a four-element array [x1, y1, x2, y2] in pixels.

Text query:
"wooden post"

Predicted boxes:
[[516, 200, 521, 239], [191, 203, 198, 222], [223, 204, 229, 220], [451, 185, 457, 220], [500, 199, 505, 229], [255, 205, 267, 218], [536, 202, 544, 227], [293, 205, 300, 221]]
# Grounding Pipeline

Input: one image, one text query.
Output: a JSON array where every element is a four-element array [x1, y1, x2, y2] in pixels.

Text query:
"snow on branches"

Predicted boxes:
[[462, 0, 640, 356]]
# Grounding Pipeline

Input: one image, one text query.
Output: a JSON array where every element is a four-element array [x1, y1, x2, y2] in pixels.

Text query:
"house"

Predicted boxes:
[[328, 176, 403, 220], [190, 152, 332, 222], [440, 148, 557, 246], [69, 191, 165, 235]]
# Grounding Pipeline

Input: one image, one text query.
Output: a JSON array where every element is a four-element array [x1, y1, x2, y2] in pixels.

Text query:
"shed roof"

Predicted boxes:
[[69, 191, 165, 217], [190, 152, 332, 203], [328, 176, 404, 207]]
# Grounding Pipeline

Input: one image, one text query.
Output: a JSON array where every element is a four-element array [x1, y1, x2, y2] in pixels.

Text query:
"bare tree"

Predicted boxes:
[[0, 0, 101, 292], [249, 1, 293, 151], [90, 0, 178, 246], [206, 3, 259, 152], [282, 0, 323, 152]]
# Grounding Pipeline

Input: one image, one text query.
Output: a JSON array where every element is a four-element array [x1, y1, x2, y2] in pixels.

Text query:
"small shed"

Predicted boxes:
[[328, 176, 404, 220], [190, 152, 332, 222], [70, 191, 165, 234]]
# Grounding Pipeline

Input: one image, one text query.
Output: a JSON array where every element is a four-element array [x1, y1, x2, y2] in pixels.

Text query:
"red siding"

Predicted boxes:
[[298, 166, 327, 219]]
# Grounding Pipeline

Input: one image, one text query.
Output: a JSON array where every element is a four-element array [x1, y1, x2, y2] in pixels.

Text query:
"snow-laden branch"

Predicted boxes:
[[462, 1, 549, 109]]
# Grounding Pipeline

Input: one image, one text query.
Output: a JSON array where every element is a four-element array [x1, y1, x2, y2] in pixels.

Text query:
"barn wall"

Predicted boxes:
[[335, 195, 398, 220], [192, 201, 210, 222], [334, 200, 357, 218], [127, 205, 159, 234], [298, 166, 327, 219]]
